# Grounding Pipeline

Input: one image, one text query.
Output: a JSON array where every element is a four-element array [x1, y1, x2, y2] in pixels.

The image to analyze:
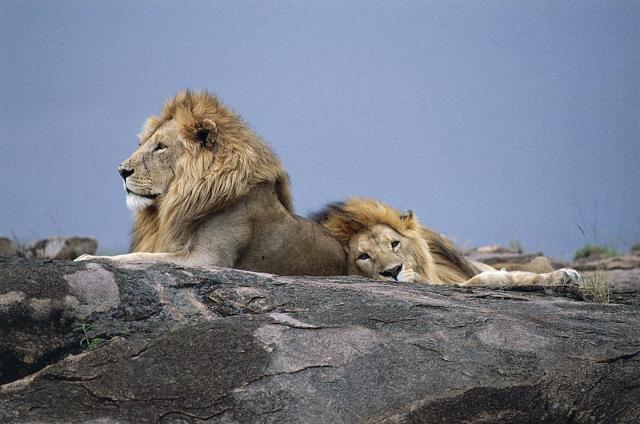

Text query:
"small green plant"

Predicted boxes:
[[572, 198, 626, 260], [86, 337, 108, 350], [579, 267, 610, 303], [73, 322, 115, 350], [74, 322, 94, 348], [574, 244, 619, 261]]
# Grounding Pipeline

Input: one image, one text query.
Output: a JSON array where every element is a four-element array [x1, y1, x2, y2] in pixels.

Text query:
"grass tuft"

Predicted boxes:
[[73, 322, 118, 350], [579, 267, 610, 303]]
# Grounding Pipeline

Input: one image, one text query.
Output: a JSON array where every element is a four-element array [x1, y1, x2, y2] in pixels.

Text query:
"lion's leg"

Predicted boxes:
[[459, 268, 581, 287]]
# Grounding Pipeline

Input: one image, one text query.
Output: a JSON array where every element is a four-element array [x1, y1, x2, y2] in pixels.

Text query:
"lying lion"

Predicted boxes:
[[312, 198, 581, 287], [77, 90, 346, 276]]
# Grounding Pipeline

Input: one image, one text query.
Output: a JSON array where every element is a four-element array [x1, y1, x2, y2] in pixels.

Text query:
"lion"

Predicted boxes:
[[76, 90, 346, 276], [312, 198, 581, 287]]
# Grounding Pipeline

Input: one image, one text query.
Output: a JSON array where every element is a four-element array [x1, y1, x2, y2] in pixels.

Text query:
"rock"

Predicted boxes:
[[467, 247, 549, 266], [492, 256, 555, 273], [0, 238, 18, 257], [465, 245, 569, 270], [606, 269, 640, 306], [23, 236, 97, 260], [571, 250, 640, 307], [576, 254, 640, 272], [1, 256, 639, 423], [464, 244, 539, 263]]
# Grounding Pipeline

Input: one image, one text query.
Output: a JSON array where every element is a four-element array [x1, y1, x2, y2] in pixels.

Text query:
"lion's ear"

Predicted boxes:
[[193, 119, 218, 148], [400, 209, 417, 229], [400, 210, 414, 222]]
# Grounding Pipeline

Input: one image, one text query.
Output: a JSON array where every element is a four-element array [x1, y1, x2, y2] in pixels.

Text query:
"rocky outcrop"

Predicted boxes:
[[21, 236, 98, 260], [577, 252, 640, 271], [0, 238, 18, 257], [1, 256, 639, 423], [464, 245, 568, 270], [573, 248, 640, 307]]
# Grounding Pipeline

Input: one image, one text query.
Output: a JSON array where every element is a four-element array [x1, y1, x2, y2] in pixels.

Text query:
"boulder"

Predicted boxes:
[[0, 237, 18, 257], [22, 236, 97, 260], [576, 253, 640, 272], [465, 244, 545, 265], [0, 256, 639, 423], [465, 245, 569, 271]]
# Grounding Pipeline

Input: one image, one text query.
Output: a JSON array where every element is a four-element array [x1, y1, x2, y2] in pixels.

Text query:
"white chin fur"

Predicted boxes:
[[126, 193, 155, 211]]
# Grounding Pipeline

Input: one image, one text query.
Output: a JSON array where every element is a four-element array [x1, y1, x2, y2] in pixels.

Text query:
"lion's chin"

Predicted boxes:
[[126, 193, 155, 212]]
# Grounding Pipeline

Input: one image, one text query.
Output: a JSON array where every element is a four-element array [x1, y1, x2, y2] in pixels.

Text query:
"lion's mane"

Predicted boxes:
[[312, 198, 478, 283], [132, 90, 293, 253]]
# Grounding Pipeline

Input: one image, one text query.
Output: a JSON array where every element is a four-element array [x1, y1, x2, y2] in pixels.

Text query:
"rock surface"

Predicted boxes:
[[22, 236, 97, 260], [464, 245, 569, 270], [1, 256, 639, 423], [577, 253, 640, 271]]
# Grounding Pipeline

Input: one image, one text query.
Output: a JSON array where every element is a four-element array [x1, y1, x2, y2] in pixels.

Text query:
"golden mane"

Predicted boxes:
[[311, 198, 418, 245], [313, 198, 477, 283], [131, 90, 293, 253]]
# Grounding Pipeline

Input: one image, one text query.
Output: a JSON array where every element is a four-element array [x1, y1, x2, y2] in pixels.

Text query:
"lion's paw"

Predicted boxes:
[[551, 268, 582, 286], [397, 268, 419, 283]]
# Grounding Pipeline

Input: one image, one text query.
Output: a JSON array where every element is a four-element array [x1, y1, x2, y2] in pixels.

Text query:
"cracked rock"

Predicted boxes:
[[0, 256, 639, 423]]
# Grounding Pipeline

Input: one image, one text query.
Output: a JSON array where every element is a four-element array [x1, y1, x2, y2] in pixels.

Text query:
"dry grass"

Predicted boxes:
[[579, 266, 611, 303]]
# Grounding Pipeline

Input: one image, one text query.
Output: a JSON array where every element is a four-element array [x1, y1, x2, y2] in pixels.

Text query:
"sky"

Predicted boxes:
[[1, 0, 639, 259]]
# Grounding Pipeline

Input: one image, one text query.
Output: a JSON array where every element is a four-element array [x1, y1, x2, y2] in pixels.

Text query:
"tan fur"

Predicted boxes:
[[314, 198, 581, 287], [76, 91, 345, 276], [130, 90, 292, 253]]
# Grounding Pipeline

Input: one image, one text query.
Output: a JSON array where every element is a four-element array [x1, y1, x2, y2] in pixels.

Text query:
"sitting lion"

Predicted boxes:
[[77, 90, 346, 276], [312, 198, 581, 287]]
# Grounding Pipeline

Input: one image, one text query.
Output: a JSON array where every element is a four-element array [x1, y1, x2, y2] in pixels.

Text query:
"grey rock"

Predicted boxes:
[[576, 253, 640, 271], [606, 269, 640, 306], [464, 244, 543, 264], [0, 238, 18, 257], [465, 245, 570, 270], [570, 251, 640, 305], [0, 256, 639, 423], [23, 236, 97, 260]]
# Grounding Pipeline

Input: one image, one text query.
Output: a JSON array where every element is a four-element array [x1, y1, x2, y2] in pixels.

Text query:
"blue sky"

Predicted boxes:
[[1, 0, 639, 259]]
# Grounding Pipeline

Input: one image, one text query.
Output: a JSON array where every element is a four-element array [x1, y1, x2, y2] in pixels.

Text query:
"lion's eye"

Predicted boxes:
[[357, 253, 371, 261], [154, 143, 166, 152], [391, 241, 400, 249]]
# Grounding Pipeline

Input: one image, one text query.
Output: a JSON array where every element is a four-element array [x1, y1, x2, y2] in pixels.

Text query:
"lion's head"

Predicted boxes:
[[346, 222, 432, 282], [312, 198, 436, 282], [120, 90, 293, 253], [119, 119, 186, 212], [313, 198, 477, 284]]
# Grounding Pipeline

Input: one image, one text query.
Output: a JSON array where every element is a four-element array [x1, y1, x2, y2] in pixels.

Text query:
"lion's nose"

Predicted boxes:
[[118, 167, 134, 181], [380, 264, 403, 280]]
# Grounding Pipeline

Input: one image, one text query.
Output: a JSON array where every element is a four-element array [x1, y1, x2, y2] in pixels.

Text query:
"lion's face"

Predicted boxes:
[[347, 224, 421, 282], [118, 121, 185, 211]]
